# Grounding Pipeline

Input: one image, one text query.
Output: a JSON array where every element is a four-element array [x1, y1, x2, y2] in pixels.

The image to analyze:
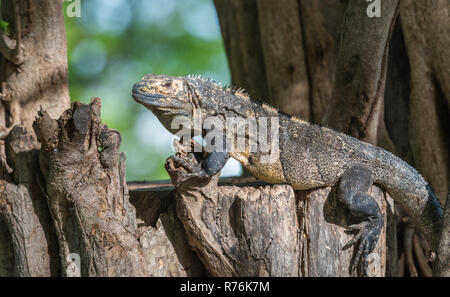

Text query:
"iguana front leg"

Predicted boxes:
[[201, 127, 230, 176], [165, 137, 229, 186], [202, 150, 229, 176], [338, 165, 384, 276], [166, 150, 229, 179]]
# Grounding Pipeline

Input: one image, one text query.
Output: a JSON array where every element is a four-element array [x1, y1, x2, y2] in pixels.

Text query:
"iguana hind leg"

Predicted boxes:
[[338, 165, 384, 276]]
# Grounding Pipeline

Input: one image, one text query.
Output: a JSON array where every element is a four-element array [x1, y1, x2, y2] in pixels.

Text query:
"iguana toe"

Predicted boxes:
[[345, 217, 383, 276]]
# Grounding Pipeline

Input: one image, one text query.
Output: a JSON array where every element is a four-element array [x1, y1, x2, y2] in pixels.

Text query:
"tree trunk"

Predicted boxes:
[[0, 0, 70, 276], [214, 0, 449, 276], [324, 0, 400, 145], [0, 0, 447, 277], [0, 0, 70, 133], [399, 0, 449, 202]]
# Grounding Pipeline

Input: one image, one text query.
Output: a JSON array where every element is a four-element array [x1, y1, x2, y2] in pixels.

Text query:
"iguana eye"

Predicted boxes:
[[163, 81, 172, 88]]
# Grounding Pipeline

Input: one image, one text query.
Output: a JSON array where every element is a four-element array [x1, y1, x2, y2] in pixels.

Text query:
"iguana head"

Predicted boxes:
[[132, 74, 194, 133], [133, 73, 234, 135]]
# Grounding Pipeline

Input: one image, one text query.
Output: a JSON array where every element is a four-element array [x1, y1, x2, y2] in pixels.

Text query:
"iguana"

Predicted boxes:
[[132, 73, 443, 275]]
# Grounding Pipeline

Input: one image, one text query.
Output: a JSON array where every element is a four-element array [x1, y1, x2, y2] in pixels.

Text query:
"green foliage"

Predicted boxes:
[[0, 19, 9, 35], [64, 0, 231, 181]]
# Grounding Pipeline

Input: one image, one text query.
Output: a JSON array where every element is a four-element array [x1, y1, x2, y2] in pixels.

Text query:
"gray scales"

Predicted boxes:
[[132, 73, 443, 275]]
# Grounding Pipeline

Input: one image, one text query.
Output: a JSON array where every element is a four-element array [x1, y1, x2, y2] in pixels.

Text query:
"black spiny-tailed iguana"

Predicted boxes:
[[132, 73, 443, 275]]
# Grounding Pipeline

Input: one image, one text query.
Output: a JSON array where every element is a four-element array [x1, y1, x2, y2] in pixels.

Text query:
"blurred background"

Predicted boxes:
[[63, 0, 242, 181]]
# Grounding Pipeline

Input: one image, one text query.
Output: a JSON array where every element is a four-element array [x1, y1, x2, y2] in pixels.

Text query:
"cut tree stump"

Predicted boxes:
[[33, 98, 148, 277], [129, 177, 398, 277], [130, 182, 205, 276]]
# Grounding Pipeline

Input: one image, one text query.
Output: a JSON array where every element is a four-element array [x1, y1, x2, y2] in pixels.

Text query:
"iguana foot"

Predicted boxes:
[[166, 137, 230, 183], [343, 216, 383, 276], [338, 165, 384, 276], [165, 153, 211, 186]]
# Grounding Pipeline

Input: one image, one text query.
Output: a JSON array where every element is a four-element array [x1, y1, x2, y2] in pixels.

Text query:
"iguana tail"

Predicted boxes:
[[371, 151, 443, 251]]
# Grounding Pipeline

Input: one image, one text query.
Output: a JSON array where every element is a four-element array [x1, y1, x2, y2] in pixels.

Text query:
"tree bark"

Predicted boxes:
[[129, 182, 206, 276], [214, 0, 270, 108], [0, 126, 59, 276], [299, 0, 347, 123], [214, 0, 310, 119], [0, 0, 70, 134], [399, 0, 449, 202], [324, 0, 400, 145], [256, 0, 310, 118], [0, 0, 70, 276], [33, 98, 148, 276]]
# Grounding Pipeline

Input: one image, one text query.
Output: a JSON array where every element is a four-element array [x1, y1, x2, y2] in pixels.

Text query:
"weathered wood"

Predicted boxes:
[[0, 0, 70, 136], [0, 0, 70, 277], [34, 98, 147, 277], [138, 203, 206, 277], [0, 126, 59, 276], [24, 98, 206, 277], [299, 186, 397, 277], [158, 151, 396, 277], [130, 183, 205, 276]]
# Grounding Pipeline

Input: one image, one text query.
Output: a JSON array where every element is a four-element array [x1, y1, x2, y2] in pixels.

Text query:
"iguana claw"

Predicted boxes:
[[343, 217, 383, 276], [165, 153, 211, 187]]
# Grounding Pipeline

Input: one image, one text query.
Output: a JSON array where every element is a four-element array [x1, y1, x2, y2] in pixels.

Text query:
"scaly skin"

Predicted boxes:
[[132, 73, 443, 275]]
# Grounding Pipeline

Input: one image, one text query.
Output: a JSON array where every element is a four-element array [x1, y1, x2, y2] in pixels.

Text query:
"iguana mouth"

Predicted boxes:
[[132, 82, 190, 119], [132, 92, 166, 104], [132, 83, 167, 104]]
